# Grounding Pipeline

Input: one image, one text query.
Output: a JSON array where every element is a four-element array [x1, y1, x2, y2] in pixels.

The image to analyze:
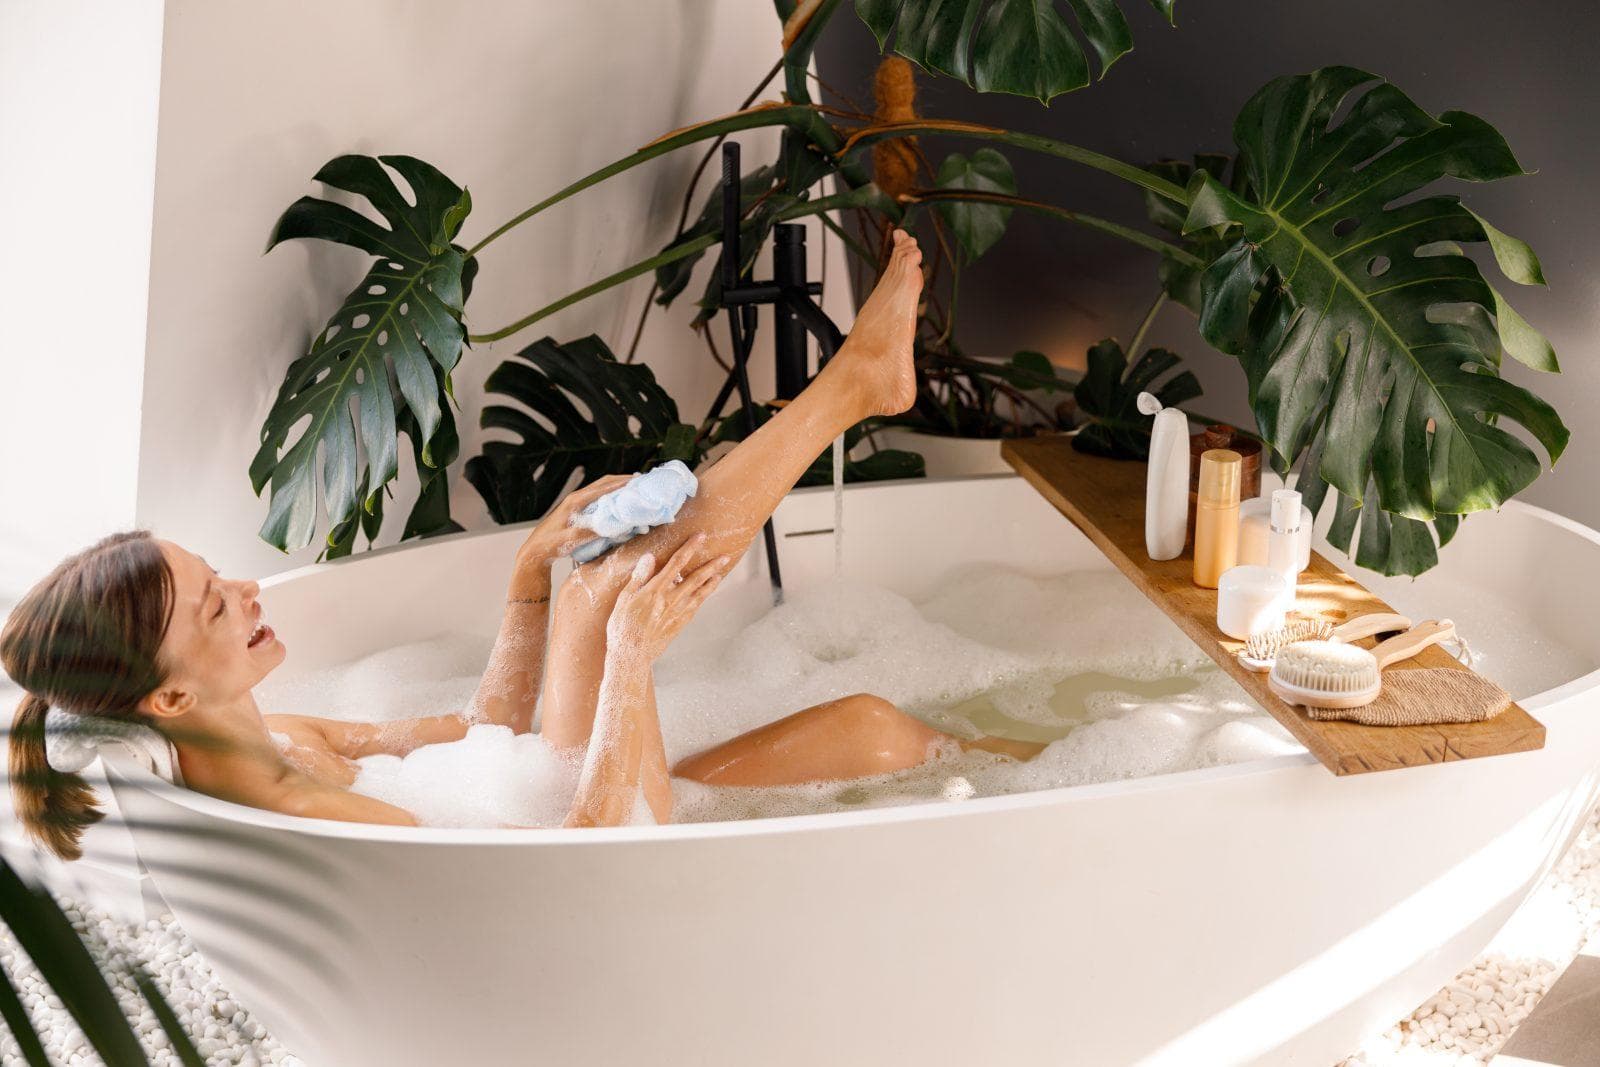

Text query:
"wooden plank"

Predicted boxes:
[[1002, 435, 1545, 776]]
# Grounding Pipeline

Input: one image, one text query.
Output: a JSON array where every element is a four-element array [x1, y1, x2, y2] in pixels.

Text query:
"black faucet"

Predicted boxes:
[[703, 141, 847, 601]]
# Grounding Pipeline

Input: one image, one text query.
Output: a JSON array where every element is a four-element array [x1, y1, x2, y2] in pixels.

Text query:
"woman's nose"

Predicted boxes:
[[238, 579, 261, 603]]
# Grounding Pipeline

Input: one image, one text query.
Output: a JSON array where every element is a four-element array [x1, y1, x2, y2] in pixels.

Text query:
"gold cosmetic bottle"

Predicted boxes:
[[1193, 449, 1242, 588]]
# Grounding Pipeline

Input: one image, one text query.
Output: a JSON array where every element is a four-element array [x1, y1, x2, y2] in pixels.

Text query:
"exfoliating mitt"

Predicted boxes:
[[571, 461, 698, 564], [1302, 668, 1512, 726]]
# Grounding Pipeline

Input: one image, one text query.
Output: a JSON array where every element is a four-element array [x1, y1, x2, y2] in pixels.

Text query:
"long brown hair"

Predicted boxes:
[[2, 531, 175, 860]]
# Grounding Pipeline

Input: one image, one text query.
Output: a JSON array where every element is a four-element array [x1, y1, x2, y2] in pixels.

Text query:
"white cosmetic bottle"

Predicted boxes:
[[1267, 488, 1303, 608], [1138, 392, 1189, 560]]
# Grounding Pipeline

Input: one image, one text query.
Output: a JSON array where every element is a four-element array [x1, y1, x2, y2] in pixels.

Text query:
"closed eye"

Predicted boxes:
[[206, 563, 224, 620]]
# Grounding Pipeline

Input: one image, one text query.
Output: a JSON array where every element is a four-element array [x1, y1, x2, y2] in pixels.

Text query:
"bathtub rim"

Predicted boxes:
[[139, 481, 1594, 847], [105, 744, 1323, 847]]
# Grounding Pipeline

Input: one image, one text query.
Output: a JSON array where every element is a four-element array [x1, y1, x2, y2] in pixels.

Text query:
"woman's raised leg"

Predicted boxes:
[[538, 232, 924, 818]]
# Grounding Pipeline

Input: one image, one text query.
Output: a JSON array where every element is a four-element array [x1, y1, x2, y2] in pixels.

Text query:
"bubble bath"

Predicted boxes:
[[257, 563, 1315, 827]]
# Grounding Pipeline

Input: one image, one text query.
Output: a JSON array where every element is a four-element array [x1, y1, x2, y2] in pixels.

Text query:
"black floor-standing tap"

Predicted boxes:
[[703, 141, 848, 603]]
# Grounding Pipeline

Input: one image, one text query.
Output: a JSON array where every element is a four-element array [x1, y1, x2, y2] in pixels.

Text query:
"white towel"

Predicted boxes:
[[43, 707, 183, 786]]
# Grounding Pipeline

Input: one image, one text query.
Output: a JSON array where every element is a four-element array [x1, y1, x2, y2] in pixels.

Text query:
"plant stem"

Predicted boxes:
[[939, 257, 961, 346], [1129, 291, 1167, 357], [468, 234, 719, 343], [779, 0, 844, 103], [818, 211, 876, 265], [464, 105, 821, 258], [846, 121, 1189, 204], [903, 189, 1202, 267], [625, 57, 787, 361], [469, 192, 887, 344]]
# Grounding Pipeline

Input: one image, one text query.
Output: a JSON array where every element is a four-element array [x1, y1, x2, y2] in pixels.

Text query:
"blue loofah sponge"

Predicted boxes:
[[570, 461, 699, 564]]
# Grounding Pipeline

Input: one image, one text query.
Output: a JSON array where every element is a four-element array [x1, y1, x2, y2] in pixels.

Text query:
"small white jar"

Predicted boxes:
[[1238, 497, 1313, 573], [1216, 565, 1290, 639]]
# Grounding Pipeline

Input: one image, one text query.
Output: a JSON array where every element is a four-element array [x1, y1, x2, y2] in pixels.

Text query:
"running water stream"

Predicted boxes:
[[832, 432, 845, 575]]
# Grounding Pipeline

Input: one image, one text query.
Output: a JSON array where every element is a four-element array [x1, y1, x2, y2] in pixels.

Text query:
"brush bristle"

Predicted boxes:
[[1272, 641, 1379, 693], [1241, 619, 1334, 662]]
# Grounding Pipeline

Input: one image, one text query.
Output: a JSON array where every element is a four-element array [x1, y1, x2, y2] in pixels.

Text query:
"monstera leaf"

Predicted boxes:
[[997, 349, 1071, 392], [325, 391, 463, 560], [855, 0, 1177, 103], [934, 148, 1017, 261], [1142, 153, 1241, 313], [464, 336, 703, 524], [1072, 338, 1200, 459], [254, 155, 474, 553], [1185, 67, 1569, 575]]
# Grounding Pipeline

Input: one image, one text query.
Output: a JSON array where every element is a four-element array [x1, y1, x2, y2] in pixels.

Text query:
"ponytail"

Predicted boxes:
[[1, 531, 174, 862], [10, 692, 104, 861]]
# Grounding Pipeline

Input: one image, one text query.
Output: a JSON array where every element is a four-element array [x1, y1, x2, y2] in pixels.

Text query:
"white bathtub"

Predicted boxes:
[[105, 475, 1600, 1066]]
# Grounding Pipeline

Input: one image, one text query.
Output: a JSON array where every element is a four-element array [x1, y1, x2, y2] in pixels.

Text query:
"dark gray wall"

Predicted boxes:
[[816, 0, 1599, 528]]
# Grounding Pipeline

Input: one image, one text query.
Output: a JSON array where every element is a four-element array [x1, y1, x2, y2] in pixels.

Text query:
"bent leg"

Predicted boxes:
[[539, 233, 924, 768], [671, 694, 950, 787]]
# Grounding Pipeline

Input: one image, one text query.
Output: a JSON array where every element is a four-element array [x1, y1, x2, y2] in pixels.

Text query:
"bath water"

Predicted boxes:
[[258, 563, 1315, 828]]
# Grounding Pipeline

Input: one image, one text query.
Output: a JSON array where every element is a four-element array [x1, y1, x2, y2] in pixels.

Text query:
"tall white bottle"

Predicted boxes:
[[1139, 392, 1189, 560], [1267, 488, 1303, 610]]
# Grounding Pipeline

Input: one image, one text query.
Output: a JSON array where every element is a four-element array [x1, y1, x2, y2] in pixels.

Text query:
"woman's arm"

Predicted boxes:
[[566, 537, 729, 828], [272, 780, 419, 826], [266, 712, 472, 761], [565, 650, 652, 827], [470, 474, 634, 733], [259, 478, 636, 765]]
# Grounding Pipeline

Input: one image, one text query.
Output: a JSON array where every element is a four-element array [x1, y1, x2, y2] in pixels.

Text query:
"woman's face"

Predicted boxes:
[[154, 541, 286, 708]]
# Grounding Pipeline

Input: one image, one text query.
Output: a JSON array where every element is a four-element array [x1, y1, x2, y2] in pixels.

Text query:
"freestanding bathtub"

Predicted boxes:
[[104, 475, 1600, 1066]]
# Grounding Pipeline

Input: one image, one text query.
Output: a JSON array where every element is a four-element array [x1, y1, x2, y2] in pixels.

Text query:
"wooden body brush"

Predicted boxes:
[[1238, 611, 1413, 673], [1268, 620, 1457, 710]]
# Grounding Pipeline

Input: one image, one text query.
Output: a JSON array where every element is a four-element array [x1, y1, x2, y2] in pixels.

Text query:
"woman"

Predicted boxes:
[[5, 232, 1032, 859]]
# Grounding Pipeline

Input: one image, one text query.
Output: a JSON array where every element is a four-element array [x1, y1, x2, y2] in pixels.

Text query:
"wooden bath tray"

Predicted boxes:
[[1002, 435, 1545, 776]]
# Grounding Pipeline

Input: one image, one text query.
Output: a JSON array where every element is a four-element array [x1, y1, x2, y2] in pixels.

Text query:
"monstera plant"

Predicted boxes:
[[255, 0, 1566, 577], [851, 0, 1176, 101], [1181, 68, 1566, 574], [256, 155, 473, 556], [464, 336, 701, 525]]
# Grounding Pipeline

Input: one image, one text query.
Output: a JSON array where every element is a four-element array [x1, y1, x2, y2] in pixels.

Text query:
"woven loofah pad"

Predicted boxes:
[[1304, 668, 1512, 726]]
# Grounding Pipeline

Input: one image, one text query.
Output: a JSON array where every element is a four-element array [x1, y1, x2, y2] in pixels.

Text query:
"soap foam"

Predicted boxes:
[[258, 564, 1311, 827]]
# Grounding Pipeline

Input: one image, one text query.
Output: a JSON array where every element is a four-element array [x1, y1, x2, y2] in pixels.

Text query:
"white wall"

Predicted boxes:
[[136, 0, 855, 579], [0, 0, 165, 599]]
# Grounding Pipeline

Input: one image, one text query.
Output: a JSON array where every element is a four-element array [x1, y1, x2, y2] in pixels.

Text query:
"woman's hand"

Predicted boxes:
[[515, 473, 634, 573], [606, 534, 731, 663]]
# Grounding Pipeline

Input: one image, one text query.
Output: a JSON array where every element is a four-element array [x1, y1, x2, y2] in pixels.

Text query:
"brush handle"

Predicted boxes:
[[1370, 619, 1456, 671], [1331, 612, 1412, 643]]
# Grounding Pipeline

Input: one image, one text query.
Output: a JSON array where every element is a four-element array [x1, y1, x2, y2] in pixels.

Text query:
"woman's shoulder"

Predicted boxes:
[[261, 713, 361, 786], [264, 713, 372, 757]]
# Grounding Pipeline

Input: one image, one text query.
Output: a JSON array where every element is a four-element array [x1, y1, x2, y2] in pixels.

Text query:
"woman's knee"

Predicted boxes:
[[832, 693, 903, 724], [832, 694, 938, 746]]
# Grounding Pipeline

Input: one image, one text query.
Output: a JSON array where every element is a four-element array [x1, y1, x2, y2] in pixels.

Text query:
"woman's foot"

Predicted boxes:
[[959, 735, 1048, 761], [822, 229, 922, 418]]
